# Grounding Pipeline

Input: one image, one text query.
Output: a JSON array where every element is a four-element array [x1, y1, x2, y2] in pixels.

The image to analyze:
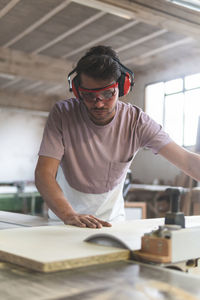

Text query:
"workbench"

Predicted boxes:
[[0, 211, 200, 300], [126, 184, 194, 218], [0, 185, 41, 215]]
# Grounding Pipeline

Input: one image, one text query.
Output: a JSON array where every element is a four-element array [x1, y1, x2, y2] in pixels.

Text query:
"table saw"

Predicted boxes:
[[0, 211, 200, 300]]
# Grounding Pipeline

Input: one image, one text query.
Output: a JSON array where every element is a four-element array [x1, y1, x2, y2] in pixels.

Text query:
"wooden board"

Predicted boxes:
[[0, 225, 130, 272], [0, 216, 199, 273], [0, 218, 164, 272]]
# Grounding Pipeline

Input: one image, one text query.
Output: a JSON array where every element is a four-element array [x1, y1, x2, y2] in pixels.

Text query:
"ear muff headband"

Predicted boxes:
[[71, 76, 80, 99], [116, 60, 134, 97], [67, 58, 134, 98]]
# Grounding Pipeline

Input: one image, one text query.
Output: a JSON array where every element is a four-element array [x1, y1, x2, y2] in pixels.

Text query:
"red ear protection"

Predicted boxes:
[[124, 72, 132, 96], [117, 70, 133, 97], [67, 60, 134, 99]]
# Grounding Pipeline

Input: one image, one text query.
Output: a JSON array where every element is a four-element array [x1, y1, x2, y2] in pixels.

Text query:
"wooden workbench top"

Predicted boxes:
[[0, 211, 62, 228]]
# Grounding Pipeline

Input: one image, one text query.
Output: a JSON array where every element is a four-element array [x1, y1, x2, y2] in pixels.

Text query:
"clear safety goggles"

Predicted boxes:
[[79, 82, 118, 103]]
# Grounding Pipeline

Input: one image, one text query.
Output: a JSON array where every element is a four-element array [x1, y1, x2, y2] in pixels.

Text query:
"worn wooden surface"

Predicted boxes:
[[0, 260, 200, 300]]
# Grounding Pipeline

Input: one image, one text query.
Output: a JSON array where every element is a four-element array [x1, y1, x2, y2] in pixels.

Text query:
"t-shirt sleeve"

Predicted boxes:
[[38, 103, 64, 160], [136, 110, 172, 154]]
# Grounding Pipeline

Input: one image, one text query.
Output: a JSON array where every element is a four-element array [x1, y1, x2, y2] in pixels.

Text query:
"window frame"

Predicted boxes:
[[145, 73, 200, 147]]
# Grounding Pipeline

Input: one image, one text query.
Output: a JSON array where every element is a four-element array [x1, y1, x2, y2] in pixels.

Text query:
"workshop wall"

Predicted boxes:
[[0, 108, 47, 182], [127, 55, 200, 184]]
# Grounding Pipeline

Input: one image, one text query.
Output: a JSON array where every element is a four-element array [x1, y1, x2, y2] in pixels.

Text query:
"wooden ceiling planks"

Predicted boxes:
[[0, 0, 199, 105]]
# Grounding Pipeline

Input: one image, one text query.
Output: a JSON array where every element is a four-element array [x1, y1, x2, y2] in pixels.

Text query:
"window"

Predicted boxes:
[[145, 73, 200, 146]]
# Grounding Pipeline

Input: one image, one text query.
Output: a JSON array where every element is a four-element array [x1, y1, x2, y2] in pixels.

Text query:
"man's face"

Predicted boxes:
[[79, 73, 119, 125]]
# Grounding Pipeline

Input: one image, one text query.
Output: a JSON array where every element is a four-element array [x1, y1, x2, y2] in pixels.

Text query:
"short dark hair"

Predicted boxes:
[[76, 45, 121, 82]]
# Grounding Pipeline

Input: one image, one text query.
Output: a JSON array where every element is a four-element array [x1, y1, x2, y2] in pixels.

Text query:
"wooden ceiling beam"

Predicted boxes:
[[116, 29, 167, 53], [3, 0, 71, 48], [0, 106, 49, 117], [44, 84, 65, 95], [0, 90, 60, 112], [33, 11, 106, 55], [123, 37, 193, 65], [0, 77, 21, 89], [72, 0, 200, 40], [0, 47, 73, 85], [0, 0, 21, 19], [63, 19, 140, 58]]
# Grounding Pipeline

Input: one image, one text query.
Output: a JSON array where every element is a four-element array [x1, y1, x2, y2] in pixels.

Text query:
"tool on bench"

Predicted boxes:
[[165, 188, 185, 228], [133, 188, 200, 271]]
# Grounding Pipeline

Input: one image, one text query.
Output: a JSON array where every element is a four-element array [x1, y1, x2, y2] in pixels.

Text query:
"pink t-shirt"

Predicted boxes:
[[39, 98, 172, 194]]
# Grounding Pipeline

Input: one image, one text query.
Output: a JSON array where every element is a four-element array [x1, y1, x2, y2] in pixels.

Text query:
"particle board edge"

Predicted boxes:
[[0, 249, 130, 273]]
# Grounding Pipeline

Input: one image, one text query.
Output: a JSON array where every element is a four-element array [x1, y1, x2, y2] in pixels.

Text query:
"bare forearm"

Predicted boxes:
[[169, 150, 200, 181], [159, 142, 200, 182], [185, 152, 200, 182], [35, 156, 111, 228], [35, 170, 75, 222]]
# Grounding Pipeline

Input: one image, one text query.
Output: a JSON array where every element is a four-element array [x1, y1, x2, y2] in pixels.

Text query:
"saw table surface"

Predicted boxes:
[[0, 259, 200, 300], [0, 211, 200, 300], [0, 211, 62, 228]]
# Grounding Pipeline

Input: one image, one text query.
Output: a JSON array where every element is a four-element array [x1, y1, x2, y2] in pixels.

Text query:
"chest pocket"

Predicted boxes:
[[108, 156, 133, 186]]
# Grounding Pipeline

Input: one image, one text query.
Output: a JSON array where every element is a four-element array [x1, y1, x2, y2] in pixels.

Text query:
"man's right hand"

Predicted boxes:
[[35, 157, 111, 229], [64, 213, 112, 229]]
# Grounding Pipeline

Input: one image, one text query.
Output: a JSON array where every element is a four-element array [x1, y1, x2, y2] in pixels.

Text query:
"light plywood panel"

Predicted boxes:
[[0, 225, 129, 272], [0, 218, 163, 272], [0, 217, 199, 273]]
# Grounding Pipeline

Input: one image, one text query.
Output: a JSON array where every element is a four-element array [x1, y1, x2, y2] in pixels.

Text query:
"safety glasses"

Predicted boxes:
[[79, 82, 118, 103]]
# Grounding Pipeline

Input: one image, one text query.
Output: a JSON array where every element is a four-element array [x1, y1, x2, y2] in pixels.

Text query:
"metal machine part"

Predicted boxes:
[[133, 224, 200, 268], [165, 188, 185, 228], [85, 233, 130, 249]]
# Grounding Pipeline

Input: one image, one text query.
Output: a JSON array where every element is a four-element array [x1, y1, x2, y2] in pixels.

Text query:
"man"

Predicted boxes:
[[35, 45, 200, 228]]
